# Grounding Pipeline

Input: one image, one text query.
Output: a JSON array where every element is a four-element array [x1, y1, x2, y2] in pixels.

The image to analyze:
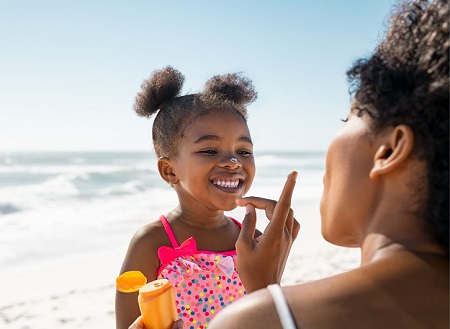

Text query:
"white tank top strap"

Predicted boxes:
[[267, 284, 298, 329]]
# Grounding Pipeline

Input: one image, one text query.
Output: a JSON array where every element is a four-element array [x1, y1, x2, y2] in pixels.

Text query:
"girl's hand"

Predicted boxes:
[[235, 171, 300, 293], [128, 316, 144, 329], [128, 316, 184, 329]]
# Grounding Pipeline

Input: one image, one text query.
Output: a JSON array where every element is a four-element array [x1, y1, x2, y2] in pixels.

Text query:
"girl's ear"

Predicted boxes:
[[370, 125, 414, 179], [158, 157, 179, 186]]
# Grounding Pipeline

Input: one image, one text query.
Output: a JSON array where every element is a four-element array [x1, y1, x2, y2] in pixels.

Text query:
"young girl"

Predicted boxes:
[[115, 66, 258, 329]]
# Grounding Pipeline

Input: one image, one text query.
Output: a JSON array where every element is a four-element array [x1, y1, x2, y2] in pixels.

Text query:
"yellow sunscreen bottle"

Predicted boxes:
[[116, 271, 178, 329]]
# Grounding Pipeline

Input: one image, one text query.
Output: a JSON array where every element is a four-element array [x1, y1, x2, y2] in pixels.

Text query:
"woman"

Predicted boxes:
[[209, 0, 449, 328]]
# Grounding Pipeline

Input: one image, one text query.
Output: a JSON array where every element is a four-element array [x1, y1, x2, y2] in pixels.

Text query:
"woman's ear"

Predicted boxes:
[[370, 125, 414, 179], [158, 157, 179, 186]]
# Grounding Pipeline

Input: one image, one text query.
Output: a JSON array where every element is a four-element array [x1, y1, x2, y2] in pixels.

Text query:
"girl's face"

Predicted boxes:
[[320, 104, 377, 247], [170, 110, 256, 212]]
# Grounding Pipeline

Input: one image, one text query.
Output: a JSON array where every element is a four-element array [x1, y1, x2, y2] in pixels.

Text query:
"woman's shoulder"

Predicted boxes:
[[283, 254, 449, 328], [211, 254, 449, 329], [209, 286, 283, 329], [209, 274, 371, 329]]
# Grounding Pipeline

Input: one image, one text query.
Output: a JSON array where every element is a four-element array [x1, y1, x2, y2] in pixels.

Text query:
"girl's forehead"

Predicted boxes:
[[200, 108, 246, 120], [182, 110, 251, 139], [188, 109, 247, 128]]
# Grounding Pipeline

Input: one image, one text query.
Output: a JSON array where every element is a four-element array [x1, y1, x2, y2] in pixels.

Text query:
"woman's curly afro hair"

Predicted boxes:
[[346, 0, 449, 254], [133, 66, 257, 158]]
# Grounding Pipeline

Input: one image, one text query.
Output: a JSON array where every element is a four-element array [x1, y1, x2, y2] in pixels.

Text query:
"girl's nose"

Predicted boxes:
[[222, 156, 242, 169]]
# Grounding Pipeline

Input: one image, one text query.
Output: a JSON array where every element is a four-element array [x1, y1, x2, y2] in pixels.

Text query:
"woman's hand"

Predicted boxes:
[[128, 316, 184, 329], [235, 171, 300, 293]]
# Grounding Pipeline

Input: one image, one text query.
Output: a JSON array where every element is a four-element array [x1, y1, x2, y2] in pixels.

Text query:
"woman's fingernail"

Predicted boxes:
[[288, 171, 298, 181], [245, 204, 254, 214]]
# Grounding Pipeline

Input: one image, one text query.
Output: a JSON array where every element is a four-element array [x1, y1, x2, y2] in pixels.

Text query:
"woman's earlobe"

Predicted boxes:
[[370, 125, 414, 179], [158, 157, 178, 186]]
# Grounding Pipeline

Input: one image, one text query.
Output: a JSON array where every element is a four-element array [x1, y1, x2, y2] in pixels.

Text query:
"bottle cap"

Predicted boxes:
[[139, 279, 172, 297], [116, 271, 148, 293]]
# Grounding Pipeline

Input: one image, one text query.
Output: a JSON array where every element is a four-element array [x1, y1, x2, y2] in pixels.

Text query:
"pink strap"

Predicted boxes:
[[159, 215, 241, 248], [159, 215, 179, 248]]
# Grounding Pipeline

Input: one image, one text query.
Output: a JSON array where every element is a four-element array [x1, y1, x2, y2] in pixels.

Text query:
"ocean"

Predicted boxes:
[[0, 151, 326, 272]]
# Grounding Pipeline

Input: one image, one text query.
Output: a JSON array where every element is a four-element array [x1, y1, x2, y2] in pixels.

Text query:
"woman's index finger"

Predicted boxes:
[[278, 171, 297, 204], [267, 171, 298, 237]]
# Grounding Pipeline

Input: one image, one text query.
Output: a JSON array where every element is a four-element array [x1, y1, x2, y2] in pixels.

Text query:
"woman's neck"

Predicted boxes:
[[360, 232, 447, 265]]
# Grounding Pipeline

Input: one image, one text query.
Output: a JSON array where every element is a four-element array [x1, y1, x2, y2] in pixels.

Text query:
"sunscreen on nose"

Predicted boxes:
[[117, 271, 178, 329]]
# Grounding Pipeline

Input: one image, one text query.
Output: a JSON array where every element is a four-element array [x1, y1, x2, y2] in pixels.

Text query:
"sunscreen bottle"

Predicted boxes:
[[138, 279, 178, 329], [116, 271, 178, 329]]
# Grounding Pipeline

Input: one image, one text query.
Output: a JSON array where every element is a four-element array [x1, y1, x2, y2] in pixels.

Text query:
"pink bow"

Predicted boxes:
[[213, 255, 235, 278], [158, 237, 197, 265]]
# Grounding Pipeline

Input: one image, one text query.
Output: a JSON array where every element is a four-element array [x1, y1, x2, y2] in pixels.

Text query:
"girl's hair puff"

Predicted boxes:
[[134, 66, 257, 158], [134, 66, 185, 118], [203, 72, 258, 114]]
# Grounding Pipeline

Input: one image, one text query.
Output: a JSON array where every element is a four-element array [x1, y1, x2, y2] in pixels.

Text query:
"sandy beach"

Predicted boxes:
[[0, 201, 360, 329]]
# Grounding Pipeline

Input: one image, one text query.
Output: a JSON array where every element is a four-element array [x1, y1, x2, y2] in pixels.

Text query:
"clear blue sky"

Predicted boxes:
[[1, 0, 398, 152]]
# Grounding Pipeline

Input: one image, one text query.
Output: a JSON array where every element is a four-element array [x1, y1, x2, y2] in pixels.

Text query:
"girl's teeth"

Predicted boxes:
[[214, 180, 239, 188]]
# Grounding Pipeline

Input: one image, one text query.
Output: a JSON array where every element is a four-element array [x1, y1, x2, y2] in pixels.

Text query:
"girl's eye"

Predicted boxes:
[[237, 150, 252, 156], [201, 150, 217, 155]]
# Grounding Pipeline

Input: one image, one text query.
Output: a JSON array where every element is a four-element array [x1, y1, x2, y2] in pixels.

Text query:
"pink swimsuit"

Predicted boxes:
[[156, 215, 246, 329]]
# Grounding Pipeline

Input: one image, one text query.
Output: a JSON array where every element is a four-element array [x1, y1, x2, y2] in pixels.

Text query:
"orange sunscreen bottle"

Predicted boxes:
[[138, 279, 178, 329], [116, 271, 178, 329]]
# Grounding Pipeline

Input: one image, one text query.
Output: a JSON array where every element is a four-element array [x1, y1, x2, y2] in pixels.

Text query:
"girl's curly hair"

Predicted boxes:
[[134, 66, 257, 158], [347, 0, 449, 253]]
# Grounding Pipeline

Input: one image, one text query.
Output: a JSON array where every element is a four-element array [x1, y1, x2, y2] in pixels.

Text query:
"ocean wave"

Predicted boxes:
[[98, 180, 150, 196], [0, 174, 81, 213], [0, 169, 165, 214], [0, 202, 21, 215], [255, 153, 325, 171], [0, 163, 155, 175]]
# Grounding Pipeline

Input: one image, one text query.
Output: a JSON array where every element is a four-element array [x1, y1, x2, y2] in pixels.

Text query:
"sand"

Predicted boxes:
[[0, 202, 360, 329]]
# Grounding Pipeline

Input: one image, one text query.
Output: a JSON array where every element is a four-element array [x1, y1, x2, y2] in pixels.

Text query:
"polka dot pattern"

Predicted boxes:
[[158, 252, 246, 328]]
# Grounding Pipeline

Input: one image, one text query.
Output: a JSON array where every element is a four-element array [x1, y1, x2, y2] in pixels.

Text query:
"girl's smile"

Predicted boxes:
[[212, 176, 242, 190]]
